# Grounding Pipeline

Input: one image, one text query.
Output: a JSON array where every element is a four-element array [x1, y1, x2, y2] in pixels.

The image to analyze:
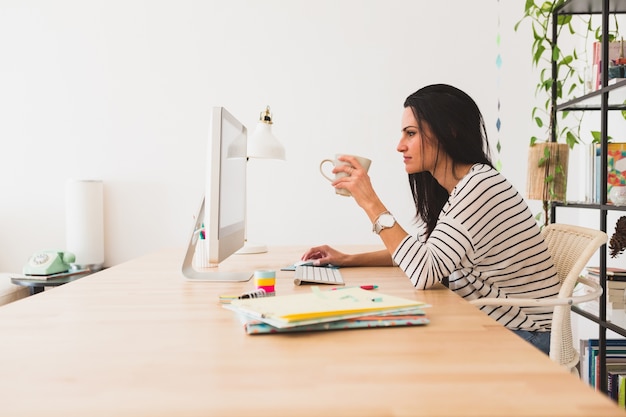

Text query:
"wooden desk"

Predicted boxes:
[[0, 246, 623, 417]]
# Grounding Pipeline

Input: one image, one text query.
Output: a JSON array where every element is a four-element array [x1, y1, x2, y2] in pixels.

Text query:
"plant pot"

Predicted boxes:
[[526, 142, 569, 202]]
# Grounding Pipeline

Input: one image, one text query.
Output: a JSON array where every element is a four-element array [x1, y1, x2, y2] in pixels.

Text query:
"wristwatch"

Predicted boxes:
[[373, 212, 396, 234]]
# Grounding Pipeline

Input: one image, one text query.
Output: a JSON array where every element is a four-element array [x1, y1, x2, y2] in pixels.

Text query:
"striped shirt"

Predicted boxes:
[[392, 163, 560, 331]]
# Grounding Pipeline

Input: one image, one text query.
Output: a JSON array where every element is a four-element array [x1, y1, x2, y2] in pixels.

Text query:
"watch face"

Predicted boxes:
[[380, 214, 395, 228]]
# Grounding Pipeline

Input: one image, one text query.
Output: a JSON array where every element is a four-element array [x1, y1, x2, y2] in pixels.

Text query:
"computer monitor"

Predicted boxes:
[[182, 107, 252, 282]]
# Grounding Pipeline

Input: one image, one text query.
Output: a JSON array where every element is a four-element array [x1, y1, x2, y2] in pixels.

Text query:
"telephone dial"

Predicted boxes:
[[23, 251, 76, 276]]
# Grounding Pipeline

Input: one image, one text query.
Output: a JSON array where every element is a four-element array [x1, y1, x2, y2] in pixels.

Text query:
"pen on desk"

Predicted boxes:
[[239, 288, 273, 299], [360, 285, 378, 290], [331, 285, 378, 291], [219, 288, 274, 304]]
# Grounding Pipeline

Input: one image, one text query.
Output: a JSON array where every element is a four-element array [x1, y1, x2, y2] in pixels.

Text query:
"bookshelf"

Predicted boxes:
[[551, 0, 626, 396]]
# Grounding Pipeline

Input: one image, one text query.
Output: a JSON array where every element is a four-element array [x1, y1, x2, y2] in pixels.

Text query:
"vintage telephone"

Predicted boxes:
[[23, 251, 76, 276]]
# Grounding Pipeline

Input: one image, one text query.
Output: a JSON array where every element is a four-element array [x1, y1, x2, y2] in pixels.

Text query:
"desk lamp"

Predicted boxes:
[[237, 106, 286, 254]]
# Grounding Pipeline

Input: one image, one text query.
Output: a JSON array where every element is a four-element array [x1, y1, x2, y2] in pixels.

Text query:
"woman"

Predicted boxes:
[[301, 84, 560, 355]]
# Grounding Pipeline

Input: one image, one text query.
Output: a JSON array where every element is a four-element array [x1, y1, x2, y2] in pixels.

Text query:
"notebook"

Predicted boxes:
[[225, 287, 427, 329], [243, 310, 430, 334]]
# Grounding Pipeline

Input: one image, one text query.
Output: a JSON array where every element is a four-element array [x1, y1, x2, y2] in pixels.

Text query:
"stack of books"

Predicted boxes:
[[224, 287, 429, 335], [587, 267, 626, 314]]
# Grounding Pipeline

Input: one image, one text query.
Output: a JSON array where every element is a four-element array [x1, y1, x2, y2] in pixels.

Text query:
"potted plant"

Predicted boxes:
[[516, 0, 599, 226]]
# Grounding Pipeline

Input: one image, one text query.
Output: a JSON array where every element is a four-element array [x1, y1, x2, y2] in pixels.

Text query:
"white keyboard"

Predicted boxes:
[[294, 265, 345, 286]]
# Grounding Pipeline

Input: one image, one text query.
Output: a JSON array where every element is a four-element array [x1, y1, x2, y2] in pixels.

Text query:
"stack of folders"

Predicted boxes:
[[224, 287, 429, 335]]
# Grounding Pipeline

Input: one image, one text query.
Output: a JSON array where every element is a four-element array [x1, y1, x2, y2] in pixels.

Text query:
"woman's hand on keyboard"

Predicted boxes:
[[301, 245, 348, 267], [302, 247, 394, 268]]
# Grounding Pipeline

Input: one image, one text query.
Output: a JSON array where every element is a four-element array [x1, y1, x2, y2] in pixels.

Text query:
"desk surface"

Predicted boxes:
[[0, 246, 623, 417]]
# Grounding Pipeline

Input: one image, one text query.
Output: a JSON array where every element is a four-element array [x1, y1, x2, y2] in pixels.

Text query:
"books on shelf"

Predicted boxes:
[[224, 287, 429, 333], [586, 267, 626, 281], [607, 281, 626, 290], [607, 361, 626, 400], [585, 144, 601, 203], [583, 268, 626, 318], [585, 270, 626, 294], [609, 289, 626, 305], [580, 338, 626, 394], [591, 40, 626, 91], [616, 373, 625, 405], [584, 143, 626, 204]]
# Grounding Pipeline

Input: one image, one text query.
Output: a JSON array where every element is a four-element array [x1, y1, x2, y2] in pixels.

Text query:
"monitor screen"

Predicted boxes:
[[182, 107, 252, 282]]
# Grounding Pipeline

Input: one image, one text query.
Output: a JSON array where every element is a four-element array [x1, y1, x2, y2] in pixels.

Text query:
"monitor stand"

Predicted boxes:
[[236, 241, 268, 254], [181, 198, 252, 282]]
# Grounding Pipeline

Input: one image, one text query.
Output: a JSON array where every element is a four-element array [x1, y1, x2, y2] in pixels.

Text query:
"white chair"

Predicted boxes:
[[470, 223, 607, 375]]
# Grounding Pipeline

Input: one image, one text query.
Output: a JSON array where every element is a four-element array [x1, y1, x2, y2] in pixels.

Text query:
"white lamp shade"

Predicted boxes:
[[65, 179, 104, 270], [248, 121, 286, 160]]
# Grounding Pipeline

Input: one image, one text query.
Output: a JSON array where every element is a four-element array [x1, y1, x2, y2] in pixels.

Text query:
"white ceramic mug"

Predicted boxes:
[[319, 154, 372, 196]]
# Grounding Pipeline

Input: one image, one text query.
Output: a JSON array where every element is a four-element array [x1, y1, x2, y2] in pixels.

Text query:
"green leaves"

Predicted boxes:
[[565, 131, 578, 149], [590, 130, 613, 144], [516, 0, 586, 148]]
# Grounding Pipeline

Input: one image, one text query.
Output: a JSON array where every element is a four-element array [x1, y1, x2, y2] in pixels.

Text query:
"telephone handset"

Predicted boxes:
[[23, 251, 76, 276]]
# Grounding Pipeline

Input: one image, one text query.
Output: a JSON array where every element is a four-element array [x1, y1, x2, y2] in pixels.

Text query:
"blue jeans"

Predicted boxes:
[[511, 329, 551, 355]]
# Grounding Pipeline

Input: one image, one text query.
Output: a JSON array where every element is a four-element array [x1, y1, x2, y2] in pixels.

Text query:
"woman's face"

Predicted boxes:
[[397, 106, 438, 174]]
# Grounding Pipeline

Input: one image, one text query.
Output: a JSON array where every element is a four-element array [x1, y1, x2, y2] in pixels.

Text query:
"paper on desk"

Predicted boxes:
[[243, 309, 430, 334], [224, 287, 426, 328]]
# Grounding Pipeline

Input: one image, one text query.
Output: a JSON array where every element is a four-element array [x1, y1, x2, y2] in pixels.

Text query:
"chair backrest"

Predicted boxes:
[[542, 224, 607, 298], [541, 223, 607, 372]]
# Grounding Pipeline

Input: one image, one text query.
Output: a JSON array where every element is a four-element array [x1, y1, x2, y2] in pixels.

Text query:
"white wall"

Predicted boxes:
[[0, 0, 537, 272]]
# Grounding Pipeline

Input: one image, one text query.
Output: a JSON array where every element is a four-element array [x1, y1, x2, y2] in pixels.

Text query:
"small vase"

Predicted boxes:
[[610, 186, 626, 206]]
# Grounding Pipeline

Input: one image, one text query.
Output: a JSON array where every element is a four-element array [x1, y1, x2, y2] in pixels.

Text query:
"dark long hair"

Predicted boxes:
[[404, 84, 493, 237]]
